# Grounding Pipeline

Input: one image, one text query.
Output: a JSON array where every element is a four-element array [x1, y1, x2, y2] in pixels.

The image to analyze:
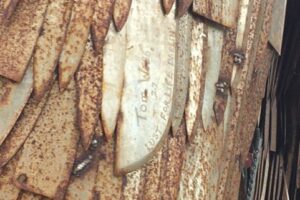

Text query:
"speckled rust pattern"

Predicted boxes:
[[14, 80, 79, 199], [0, 154, 21, 200], [0, 87, 50, 168], [19, 191, 43, 200], [160, 123, 186, 200], [58, 0, 96, 91], [0, 0, 48, 82], [65, 143, 99, 200], [91, 0, 115, 54], [33, 0, 72, 100], [95, 138, 123, 200], [1, 0, 19, 21], [75, 40, 102, 150], [112, 0, 132, 31]]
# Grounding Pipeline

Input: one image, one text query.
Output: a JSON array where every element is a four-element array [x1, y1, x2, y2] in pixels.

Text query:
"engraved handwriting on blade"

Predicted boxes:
[[193, 0, 239, 28], [116, 0, 176, 174], [76, 39, 102, 149], [176, 0, 193, 18], [0, 89, 50, 168], [113, 0, 132, 31], [58, 0, 96, 91], [14, 81, 79, 199], [172, 13, 192, 134], [101, 23, 126, 140], [162, 0, 175, 14], [0, 66, 33, 146], [0, 0, 48, 81], [184, 19, 205, 141], [91, 0, 115, 54], [33, 0, 72, 100]]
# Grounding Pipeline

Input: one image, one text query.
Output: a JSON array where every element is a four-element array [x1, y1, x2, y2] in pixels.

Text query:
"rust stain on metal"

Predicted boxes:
[[65, 135, 102, 200], [0, 0, 48, 82], [95, 137, 123, 200], [58, 0, 96, 91], [113, 0, 132, 32], [193, 0, 240, 28], [19, 191, 43, 200], [1, 0, 19, 21], [171, 12, 192, 135], [101, 22, 126, 140], [120, 169, 145, 200], [176, 0, 193, 18], [184, 17, 207, 142], [160, 123, 186, 199], [162, 0, 175, 15], [0, 153, 21, 200], [0, 86, 51, 168], [91, 0, 115, 54], [76, 39, 102, 150], [33, 0, 72, 100], [14, 80, 79, 199], [213, 29, 236, 126], [0, 66, 33, 147], [221, 0, 275, 198]]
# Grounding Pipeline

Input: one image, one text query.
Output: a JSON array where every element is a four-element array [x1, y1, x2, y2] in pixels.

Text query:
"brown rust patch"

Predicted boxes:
[[75, 40, 102, 150], [91, 0, 115, 54], [176, 0, 193, 18], [162, 0, 175, 15], [0, 0, 48, 81], [113, 0, 132, 31]]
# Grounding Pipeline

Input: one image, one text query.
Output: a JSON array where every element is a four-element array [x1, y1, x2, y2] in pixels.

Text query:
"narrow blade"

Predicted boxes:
[[33, 0, 72, 100], [58, 0, 95, 91], [76, 39, 102, 149], [171, 13, 192, 134], [101, 23, 126, 140], [112, 0, 132, 31], [0, 0, 48, 81], [91, 0, 115, 54]]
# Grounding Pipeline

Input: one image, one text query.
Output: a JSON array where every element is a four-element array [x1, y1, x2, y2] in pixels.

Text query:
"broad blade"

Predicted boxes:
[[14, 80, 79, 199], [0, 65, 33, 146], [116, 0, 176, 174]]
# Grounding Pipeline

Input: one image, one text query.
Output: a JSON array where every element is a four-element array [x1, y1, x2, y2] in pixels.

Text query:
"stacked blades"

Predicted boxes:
[[0, 0, 282, 199]]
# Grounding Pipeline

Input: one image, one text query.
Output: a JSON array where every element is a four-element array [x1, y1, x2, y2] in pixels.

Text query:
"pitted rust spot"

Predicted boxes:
[[16, 173, 27, 184]]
